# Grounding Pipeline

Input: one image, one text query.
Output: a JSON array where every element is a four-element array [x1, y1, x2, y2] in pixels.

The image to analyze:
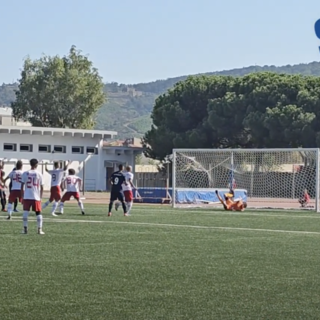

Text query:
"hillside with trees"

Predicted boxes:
[[2, 61, 320, 138]]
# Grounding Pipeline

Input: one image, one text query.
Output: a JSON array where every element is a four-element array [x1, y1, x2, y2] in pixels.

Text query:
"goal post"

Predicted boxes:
[[172, 148, 320, 211]]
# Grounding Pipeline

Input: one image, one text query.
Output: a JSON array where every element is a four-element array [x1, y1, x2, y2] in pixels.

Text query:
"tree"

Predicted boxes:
[[11, 45, 106, 129], [143, 72, 320, 161]]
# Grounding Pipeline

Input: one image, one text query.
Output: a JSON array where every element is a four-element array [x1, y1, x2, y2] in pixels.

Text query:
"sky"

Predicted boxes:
[[1, 0, 320, 84]]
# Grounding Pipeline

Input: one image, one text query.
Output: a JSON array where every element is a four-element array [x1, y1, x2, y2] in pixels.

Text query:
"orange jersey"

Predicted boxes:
[[225, 199, 244, 211]]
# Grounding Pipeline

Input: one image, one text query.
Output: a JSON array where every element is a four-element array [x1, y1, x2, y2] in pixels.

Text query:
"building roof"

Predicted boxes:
[[0, 125, 117, 139]]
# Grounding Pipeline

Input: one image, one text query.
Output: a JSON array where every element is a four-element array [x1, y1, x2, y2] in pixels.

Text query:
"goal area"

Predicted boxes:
[[172, 149, 320, 212]]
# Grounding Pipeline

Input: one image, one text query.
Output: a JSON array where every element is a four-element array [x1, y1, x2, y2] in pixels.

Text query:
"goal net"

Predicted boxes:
[[172, 149, 320, 211]]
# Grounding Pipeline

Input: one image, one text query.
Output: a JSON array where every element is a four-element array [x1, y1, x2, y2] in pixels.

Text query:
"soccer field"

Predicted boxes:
[[1, 204, 320, 320]]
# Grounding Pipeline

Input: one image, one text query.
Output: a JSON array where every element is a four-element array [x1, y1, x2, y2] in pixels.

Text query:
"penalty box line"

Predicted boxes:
[[4, 217, 320, 236]]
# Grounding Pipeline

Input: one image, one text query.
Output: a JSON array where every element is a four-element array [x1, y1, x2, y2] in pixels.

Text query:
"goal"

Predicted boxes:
[[172, 148, 320, 211]]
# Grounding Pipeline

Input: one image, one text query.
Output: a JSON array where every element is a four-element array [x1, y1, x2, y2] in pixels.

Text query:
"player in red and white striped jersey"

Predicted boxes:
[[42, 161, 71, 216], [2, 160, 24, 219], [57, 169, 85, 215], [21, 158, 45, 235]]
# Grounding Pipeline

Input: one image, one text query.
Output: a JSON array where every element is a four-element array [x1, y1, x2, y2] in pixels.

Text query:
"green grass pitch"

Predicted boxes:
[[1, 204, 320, 319]]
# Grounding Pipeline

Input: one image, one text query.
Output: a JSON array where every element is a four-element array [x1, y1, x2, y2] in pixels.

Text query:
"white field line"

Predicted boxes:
[[4, 217, 320, 236]]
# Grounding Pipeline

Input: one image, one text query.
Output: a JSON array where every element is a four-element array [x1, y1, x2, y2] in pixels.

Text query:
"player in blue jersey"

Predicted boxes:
[[108, 164, 128, 216]]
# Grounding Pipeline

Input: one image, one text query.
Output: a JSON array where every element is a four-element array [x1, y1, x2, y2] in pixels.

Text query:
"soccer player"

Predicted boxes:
[[0, 161, 7, 212], [9, 167, 19, 213], [21, 158, 45, 235], [42, 161, 71, 216], [215, 189, 247, 211], [2, 160, 23, 219], [58, 169, 85, 215], [108, 164, 127, 217], [299, 189, 310, 208], [116, 165, 136, 215]]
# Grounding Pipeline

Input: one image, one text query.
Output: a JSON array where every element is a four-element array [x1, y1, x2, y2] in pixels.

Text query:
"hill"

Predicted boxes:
[[2, 61, 320, 138]]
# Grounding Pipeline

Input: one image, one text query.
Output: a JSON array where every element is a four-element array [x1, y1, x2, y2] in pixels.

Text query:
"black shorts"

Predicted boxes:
[[110, 190, 124, 202]]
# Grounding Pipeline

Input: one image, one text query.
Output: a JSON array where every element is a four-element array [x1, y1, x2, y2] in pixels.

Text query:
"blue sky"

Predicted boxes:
[[1, 0, 320, 84]]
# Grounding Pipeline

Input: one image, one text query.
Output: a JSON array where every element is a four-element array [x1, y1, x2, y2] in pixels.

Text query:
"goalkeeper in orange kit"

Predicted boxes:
[[215, 189, 247, 211]]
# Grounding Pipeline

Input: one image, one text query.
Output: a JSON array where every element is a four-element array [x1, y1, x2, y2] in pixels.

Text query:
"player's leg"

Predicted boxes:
[[59, 193, 70, 214], [215, 190, 228, 210], [0, 190, 7, 212], [42, 187, 54, 209], [13, 198, 18, 212], [50, 187, 61, 216], [7, 191, 16, 219], [108, 191, 117, 216], [74, 193, 85, 215], [124, 191, 133, 215], [34, 201, 44, 235], [118, 192, 128, 216], [22, 200, 31, 234]]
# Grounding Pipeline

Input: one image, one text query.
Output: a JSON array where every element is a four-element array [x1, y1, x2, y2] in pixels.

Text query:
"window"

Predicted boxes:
[[3, 143, 17, 151], [86, 147, 98, 154], [72, 146, 84, 154], [39, 145, 51, 153], [20, 144, 33, 152], [54, 145, 66, 153]]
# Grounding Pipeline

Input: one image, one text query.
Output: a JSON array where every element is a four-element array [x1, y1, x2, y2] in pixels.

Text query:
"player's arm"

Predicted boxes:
[[128, 178, 136, 189], [109, 173, 114, 185], [20, 173, 26, 199], [63, 160, 72, 171], [78, 178, 82, 191], [61, 178, 66, 191]]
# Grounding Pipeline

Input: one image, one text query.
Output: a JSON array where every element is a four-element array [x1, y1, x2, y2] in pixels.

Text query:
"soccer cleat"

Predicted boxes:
[[108, 212, 112, 217], [52, 212, 58, 217], [7, 215, 11, 220], [124, 213, 129, 216], [21, 228, 28, 234], [2, 209, 7, 212], [38, 229, 45, 235], [14, 209, 19, 212], [82, 211, 85, 215]]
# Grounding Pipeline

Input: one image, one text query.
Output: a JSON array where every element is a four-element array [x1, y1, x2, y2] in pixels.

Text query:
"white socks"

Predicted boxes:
[[7, 203, 12, 216], [42, 200, 50, 209], [59, 202, 64, 213], [126, 202, 133, 214], [23, 211, 29, 227], [78, 201, 84, 211], [51, 202, 59, 214], [37, 214, 43, 229]]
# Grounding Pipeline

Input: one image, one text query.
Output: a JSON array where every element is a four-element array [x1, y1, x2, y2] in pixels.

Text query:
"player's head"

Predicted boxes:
[[68, 168, 75, 175], [118, 164, 123, 171], [126, 165, 132, 172], [53, 161, 59, 169], [30, 158, 38, 169], [16, 160, 23, 170]]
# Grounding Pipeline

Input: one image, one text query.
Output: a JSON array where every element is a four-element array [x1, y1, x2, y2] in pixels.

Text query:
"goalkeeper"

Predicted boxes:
[[215, 189, 247, 211]]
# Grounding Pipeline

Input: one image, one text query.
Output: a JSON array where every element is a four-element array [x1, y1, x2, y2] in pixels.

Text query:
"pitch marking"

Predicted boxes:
[[4, 217, 320, 236]]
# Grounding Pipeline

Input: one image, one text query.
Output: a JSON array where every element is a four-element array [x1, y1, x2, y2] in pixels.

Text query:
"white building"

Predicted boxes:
[[0, 126, 143, 191]]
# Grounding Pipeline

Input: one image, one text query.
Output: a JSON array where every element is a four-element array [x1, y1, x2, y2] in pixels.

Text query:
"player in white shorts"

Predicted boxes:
[[57, 169, 85, 215], [42, 161, 71, 216], [2, 160, 24, 220], [115, 165, 136, 215], [21, 158, 45, 235]]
